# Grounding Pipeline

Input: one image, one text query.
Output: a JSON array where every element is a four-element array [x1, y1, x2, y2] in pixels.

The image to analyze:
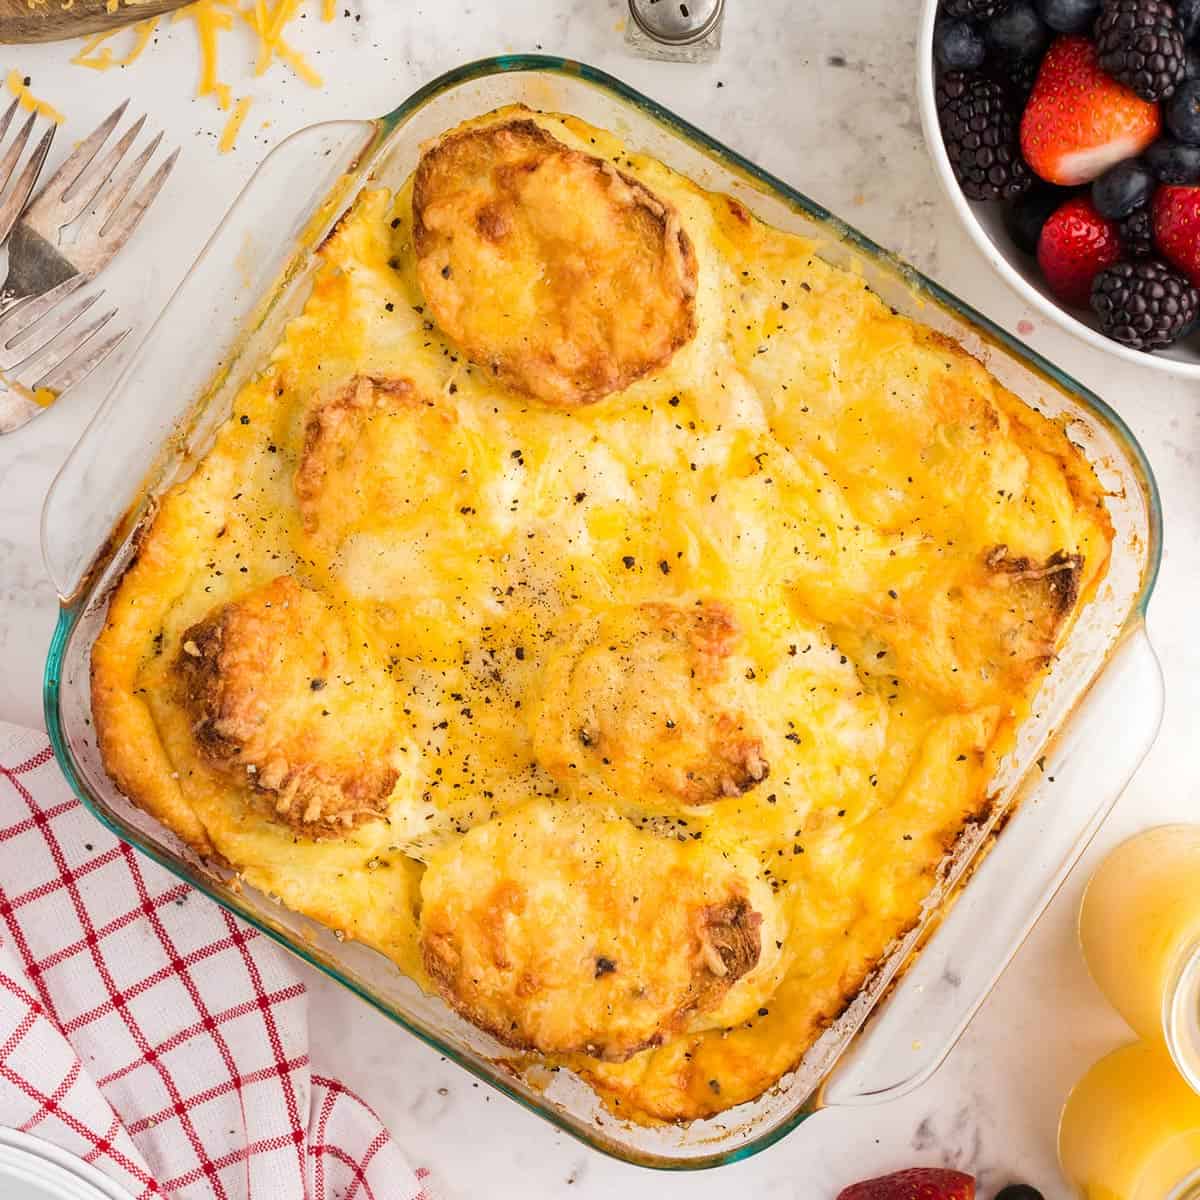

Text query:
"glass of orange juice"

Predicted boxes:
[[1078, 825, 1200, 1092], [1059, 1040, 1200, 1200]]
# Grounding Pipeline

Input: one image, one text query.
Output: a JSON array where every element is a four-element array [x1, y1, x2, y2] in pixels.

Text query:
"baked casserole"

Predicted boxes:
[[92, 107, 1113, 1124]]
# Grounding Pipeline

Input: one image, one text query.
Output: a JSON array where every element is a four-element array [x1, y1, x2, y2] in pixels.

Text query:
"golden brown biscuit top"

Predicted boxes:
[[413, 119, 697, 407], [418, 801, 778, 1061], [174, 575, 401, 834], [531, 601, 769, 810]]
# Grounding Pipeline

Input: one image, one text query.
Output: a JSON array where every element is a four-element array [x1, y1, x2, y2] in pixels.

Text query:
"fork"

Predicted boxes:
[[0, 97, 56, 249], [0, 275, 126, 433], [2, 100, 178, 306]]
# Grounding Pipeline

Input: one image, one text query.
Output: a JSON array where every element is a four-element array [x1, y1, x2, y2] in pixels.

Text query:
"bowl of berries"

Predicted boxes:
[[920, 0, 1200, 371]]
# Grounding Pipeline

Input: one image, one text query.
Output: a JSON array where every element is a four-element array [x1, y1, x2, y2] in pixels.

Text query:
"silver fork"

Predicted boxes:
[[0, 98, 56, 249], [0, 276, 127, 434], [2, 100, 179, 306]]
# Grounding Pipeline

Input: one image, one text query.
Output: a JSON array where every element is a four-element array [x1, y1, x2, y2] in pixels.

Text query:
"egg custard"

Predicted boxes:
[[92, 107, 1113, 1124]]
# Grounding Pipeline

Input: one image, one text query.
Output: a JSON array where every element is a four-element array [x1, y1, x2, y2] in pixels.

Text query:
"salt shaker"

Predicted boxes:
[[625, 0, 724, 63]]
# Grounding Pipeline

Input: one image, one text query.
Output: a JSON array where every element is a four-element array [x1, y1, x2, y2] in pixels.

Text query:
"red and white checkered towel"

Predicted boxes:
[[0, 722, 437, 1200]]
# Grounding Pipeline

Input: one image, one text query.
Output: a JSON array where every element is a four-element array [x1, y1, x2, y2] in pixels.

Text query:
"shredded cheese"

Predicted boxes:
[[71, 15, 161, 71], [55, 0, 339, 153], [219, 94, 252, 153], [5, 70, 65, 125], [177, 2, 236, 110]]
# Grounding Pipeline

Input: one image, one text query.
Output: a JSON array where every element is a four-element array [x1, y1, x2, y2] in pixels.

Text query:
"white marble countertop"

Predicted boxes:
[[0, 2, 1196, 1196]]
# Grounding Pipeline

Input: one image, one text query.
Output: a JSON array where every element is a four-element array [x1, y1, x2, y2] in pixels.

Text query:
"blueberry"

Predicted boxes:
[[995, 1188, 1045, 1200], [934, 18, 988, 70], [1005, 182, 1077, 254], [1167, 78, 1200, 144], [1092, 159, 1156, 217], [1186, 45, 1200, 79], [1146, 137, 1200, 183], [1035, 0, 1100, 33], [1178, 0, 1200, 42], [985, 1, 1051, 58]]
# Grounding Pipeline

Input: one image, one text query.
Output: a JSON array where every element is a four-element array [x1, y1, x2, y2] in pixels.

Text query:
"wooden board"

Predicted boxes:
[[0, 0, 188, 44]]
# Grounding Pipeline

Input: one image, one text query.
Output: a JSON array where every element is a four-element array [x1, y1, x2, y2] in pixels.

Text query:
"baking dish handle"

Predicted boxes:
[[818, 622, 1163, 1108], [41, 117, 381, 604]]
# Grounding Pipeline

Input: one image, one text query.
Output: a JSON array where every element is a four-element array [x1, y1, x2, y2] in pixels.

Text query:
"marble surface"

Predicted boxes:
[[0, 1, 1197, 1196]]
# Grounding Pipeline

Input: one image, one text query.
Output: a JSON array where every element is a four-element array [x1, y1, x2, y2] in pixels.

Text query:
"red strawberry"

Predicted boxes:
[[1020, 36, 1161, 185], [1037, 196, 1122, 306], [1153, 185, 1200, 287], [837, 1167, 976, 1200]]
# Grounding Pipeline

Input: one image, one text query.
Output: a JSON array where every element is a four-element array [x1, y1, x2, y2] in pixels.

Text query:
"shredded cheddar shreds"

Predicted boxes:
[[274, 39, 322, 87], [176, 1, 236, 109], [235, 8, 321, 86], [219, 94, 252, 153], [60, 0, 335, 153], [5, 70, 65, 125], [72, 16, 161, 71]]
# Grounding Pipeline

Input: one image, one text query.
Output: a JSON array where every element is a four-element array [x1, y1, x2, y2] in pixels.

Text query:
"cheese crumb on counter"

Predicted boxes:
[[5, 69, 65, 124]]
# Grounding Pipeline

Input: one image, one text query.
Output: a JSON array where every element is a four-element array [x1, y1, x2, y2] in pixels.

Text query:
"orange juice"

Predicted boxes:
[[1079, 825, 1200, 1089], [1059, 1041, 1200, 1200]]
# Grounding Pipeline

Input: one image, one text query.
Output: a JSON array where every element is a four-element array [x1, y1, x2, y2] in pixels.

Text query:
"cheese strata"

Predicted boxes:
[[92, 107, 1113, 1125]]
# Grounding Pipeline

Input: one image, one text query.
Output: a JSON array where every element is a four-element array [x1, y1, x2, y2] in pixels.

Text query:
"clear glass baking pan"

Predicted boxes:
[[40, 56, 1164, 1169]]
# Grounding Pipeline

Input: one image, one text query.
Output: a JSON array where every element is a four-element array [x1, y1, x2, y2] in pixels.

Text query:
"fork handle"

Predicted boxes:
[[0, 0, 189, 43]]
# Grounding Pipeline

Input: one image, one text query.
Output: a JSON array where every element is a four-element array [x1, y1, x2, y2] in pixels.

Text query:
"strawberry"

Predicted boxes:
[[1036, 196, 1122, 306], [1152, 185, 1200, 287], [836, 1167, 976, 1200], [1020, 36, 1162, 185]]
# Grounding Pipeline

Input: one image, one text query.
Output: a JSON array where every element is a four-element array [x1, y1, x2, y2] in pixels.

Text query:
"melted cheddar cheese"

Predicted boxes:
[[92, 106, 1113, 1125]]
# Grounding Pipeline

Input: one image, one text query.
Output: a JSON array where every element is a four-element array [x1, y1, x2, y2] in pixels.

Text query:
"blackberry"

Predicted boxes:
[[1119, 206, 1155, 254], [1095, 0, 1187, 101], [998, 53, 1041, 99], [942, 0, 1011, 18], [1091, 258, 1200, 348], [937, 71, 1033, 199]]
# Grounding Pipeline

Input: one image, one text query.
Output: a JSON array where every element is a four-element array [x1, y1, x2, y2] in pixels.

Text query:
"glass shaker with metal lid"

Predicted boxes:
[[626, 0, 724, 62]]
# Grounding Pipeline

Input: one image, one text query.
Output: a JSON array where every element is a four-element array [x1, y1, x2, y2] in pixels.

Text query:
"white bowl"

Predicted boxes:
[[916, 0, 1200, 378]]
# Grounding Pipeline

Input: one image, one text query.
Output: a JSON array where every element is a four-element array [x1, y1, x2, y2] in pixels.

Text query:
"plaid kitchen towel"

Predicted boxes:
[[0, 722, 437, 1200]]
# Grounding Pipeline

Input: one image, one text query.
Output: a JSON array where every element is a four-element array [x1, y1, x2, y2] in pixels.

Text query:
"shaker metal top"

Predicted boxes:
[[628, 0, 724, 45]]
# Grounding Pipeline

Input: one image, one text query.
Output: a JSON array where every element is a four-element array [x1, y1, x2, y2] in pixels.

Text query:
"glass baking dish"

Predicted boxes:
[[40, 56, 1164, 1169]]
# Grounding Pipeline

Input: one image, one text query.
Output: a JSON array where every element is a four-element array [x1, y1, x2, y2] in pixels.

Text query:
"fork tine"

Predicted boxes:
[[8, 302, 116, 384], [0, 289, 101, 370], [0, 275, 87, 347], [79, 130, 162, 239], [26, 100, 128, 222], [94, 146, 178, 255], [0, 122, 54, 246], [57, 112, 146, 224], [36, 322, 127, 396], [0, 112, 38, 202], [0, 98, 19, 146]]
